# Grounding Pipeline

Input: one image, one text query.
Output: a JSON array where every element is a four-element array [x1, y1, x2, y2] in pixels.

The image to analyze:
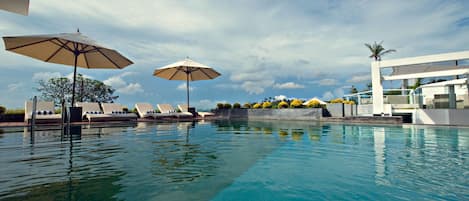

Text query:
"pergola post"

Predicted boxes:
[[371, 61, 384, 115]]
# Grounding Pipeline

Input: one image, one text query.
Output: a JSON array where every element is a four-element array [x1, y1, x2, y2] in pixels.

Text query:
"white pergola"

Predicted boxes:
[[371, 51, 469, 115]]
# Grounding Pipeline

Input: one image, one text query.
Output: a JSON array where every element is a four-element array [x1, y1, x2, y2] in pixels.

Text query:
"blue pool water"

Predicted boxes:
[[0, 120, 468, 200]]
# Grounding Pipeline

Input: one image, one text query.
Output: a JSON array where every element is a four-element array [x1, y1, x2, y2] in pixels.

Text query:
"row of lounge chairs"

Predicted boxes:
[[76, 102, 137, 122], [134, 103, 214, 119], [24, 101, 214, 123]]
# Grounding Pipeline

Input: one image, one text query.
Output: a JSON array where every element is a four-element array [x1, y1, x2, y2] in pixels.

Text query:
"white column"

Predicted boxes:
[[448, 85, 456, 109], [371, 61, 384, 115], [402, 79, 408, 95]]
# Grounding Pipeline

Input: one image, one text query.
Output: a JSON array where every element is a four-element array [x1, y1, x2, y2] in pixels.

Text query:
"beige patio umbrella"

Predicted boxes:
[[3, 30, 133, 106], [153, 58, 221, 108], [0, 0, 29, 16]]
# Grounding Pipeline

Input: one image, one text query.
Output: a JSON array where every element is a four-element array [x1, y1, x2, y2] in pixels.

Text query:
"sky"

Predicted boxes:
[[1, 0, 469, 110]]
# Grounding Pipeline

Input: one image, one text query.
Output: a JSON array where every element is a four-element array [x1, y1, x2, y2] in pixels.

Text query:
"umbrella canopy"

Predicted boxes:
[[0, 0, 29, 16], [303, 97, 327, 105], [3, 31, 133, 106], [153, 58, 221, 108]]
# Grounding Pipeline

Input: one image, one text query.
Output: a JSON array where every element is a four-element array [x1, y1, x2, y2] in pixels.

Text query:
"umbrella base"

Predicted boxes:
[[188, 107, 197, 116], [66, 107, 82, 123]]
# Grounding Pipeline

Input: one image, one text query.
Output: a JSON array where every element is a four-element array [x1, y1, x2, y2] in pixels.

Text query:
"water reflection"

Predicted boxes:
[[1, 124, 131, 201], [0, 121, 468, 200], [291, 129, 304, 141], [373, 127, 388, 185]]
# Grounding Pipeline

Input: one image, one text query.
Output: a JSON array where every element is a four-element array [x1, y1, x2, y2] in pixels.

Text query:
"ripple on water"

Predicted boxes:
[[1, 122, 468, 201]]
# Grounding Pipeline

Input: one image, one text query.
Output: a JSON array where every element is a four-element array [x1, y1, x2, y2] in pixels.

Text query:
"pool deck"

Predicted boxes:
[[323, 116, 403, 124]]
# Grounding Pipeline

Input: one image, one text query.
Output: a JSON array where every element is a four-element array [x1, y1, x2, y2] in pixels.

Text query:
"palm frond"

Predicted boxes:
[[365, 41, 395, 61]]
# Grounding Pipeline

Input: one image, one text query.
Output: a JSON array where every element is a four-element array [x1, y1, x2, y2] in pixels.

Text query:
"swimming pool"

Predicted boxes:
[[0, 120, 467, 200]]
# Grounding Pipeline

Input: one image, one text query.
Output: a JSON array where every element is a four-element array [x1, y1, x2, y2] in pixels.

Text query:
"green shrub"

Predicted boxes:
[[223, 103, 232, 109], [343, 100, 355, 105], [252, 103, 262, 109], [330, 98, 344, 103], [243, 103, 252, 108], [233, 102, 241, 108], [290, 99, 303, 108], [277, 101, 288, 109], [216, 103, 224, 109], [262, 101, 272, 109], [5, 109, 25, 115], [0, 106, 5, 115], [306, 100, 321, 108]]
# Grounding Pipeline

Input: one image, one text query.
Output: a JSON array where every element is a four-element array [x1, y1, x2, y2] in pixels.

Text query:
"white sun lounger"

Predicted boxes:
[[134, 103, 173, 119], [177, 104, 214, 118], [24, 101, 62, 123], [157, 104, 193, 118], [76, 102, 113, 122], [100, 103, 137, 121]]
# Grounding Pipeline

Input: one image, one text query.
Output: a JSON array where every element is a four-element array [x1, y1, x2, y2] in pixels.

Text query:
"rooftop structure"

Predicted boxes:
[[371, 51, 469, 115]]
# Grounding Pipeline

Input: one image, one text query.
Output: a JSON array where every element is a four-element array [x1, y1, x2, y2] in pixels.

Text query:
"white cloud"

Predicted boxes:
[[116, 83, 144, 94], [103, 72, 144, 94], [64, 73, 94, 81], [32, 72, 62, 81], [177, 83, 194, 91], [321, 91, 335, 101], [103, 76, 127, 88], [214, 83, 240, 90], [190, 99, 223, 110], [241, 80, 274, 94], [7, 83, 24, 92], [347, 75, 371, 83], [334, 88, 345, 97], [2, 1, 469, 108], [315, 78, 339, 86], [273, 82, 305, 89], [274, 95, 288, 101], [321, 87, 346, 100], [120, 72, 137, 77]]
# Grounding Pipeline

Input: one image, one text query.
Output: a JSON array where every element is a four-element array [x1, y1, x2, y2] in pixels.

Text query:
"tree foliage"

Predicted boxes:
[[36, 74, 118, 106], [364, 41, 396, 61], [350, 85, 358, 94]]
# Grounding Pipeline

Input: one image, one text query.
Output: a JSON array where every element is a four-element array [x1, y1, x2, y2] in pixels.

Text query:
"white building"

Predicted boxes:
[[368, 51, 469, 125]]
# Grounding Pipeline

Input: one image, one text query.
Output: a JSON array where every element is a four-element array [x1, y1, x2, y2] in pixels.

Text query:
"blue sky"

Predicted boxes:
[[1, 0, 469, 109]]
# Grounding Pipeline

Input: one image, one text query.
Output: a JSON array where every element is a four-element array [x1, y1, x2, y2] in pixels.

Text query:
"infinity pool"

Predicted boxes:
[[0, 120, 468, 200]]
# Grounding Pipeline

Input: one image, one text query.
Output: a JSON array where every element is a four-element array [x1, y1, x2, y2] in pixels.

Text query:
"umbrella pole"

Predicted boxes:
[[186, 72, 190, 108], [71, 53, 78, 107]]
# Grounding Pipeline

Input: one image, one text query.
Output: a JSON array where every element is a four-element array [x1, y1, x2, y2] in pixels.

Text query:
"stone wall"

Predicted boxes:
[[414, 109, 469, 125], [326, 103, 343, 117], [325, 103, 357, 117], [215, 108, 322, 121]]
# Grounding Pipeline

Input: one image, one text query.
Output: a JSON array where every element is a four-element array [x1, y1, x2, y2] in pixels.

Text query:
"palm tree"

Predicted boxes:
[[364, 41, 396, 61]]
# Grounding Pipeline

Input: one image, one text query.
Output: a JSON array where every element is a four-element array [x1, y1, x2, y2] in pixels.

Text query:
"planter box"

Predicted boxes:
[[215, 108, 322, 121], [325, 103, 357, 117], [326, 103, 344, 117]]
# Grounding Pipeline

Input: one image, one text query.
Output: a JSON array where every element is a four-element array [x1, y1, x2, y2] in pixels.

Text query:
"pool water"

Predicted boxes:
[[0, 120, 468, 200]]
